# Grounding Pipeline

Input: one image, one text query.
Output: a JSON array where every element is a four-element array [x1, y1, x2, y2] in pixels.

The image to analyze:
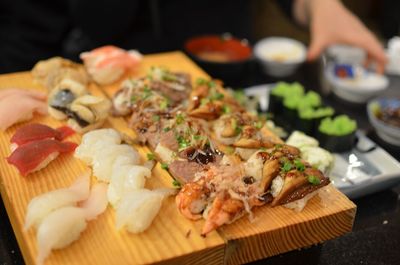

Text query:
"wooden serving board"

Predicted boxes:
[[0, 51, 356, 265]]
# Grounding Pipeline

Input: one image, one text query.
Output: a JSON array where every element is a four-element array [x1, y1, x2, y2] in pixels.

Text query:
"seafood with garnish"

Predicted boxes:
[[111, 67, 331, 235]]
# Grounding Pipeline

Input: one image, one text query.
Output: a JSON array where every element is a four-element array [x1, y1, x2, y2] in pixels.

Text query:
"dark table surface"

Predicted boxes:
[[1, 57, 400, 265]]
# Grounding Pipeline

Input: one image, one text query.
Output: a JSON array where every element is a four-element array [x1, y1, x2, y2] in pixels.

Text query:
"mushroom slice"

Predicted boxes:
[[259, 159, 280, 192], [221, 118, 239, 138], [188, 102, 223, 120], [187, 85, 209, 111]]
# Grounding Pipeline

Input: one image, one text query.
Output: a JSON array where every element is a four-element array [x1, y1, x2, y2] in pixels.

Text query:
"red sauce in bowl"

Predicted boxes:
[[185, 35, 252, 63]]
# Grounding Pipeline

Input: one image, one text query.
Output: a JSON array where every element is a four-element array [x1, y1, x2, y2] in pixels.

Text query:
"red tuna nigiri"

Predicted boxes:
[[7, 139, 78, 176], [10, 123, 75, 150]]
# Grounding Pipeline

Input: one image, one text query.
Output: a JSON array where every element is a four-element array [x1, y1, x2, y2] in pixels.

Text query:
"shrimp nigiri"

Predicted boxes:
[[7, 139, 77, 176], [10, 123, 75, 151], [80, 45, 142, 85], [0, 94, 47, 131]]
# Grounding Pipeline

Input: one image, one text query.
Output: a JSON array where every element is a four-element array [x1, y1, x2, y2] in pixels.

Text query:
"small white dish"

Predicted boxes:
[[254, 37, 306, 77], [367, 97, 400, 146], [325, 63, 389, 103]]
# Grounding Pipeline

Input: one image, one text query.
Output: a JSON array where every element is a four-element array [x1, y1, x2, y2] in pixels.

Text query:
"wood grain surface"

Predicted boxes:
[[0, 51, 356, 265]]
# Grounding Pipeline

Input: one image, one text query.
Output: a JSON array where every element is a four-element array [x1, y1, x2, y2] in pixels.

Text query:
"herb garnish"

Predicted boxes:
[[222, 105, 231, 114], [130, 95, 137, 104], [152, 115, 160, 122], [294, 159, 305, 172], [163, 127, 171, 132], [307, 175, 320, 185], [196, 78, 207, 85], [176, 113, 185, 124], [142, 86, 152, 99], [147, 153, 155, 161], [176, 135, 190, 150], [282, 161, 292, 172], [160, 98, 169, 110], [172, 179, 181, 188], [161, 163, 169, 170]]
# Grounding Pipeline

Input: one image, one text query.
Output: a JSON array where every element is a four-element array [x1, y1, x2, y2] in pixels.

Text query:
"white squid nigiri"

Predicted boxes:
[[36, 182, 108, 265], [92, 144, 140, 182], [80, 183, 108, 221], [108, 164, 151, 207], [36, 206, 87, 265], [115, 188, 176, 233], [75, 128, 121, 164], [24, 171, 90, 230]]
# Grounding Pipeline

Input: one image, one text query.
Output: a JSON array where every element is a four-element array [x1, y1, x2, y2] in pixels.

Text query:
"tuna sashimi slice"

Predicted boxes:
[[10, 123, 75, 146], [7, 139, 78, 176]]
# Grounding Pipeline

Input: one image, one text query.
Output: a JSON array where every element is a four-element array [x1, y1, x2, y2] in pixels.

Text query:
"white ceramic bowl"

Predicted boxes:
[[325, 63, 389, 103], [367, 98, 400, 146], [254, 37, 306, 77]]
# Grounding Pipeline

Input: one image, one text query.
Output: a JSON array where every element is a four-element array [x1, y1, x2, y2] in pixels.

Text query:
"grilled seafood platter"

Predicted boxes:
[[112, 67, 331, 235]]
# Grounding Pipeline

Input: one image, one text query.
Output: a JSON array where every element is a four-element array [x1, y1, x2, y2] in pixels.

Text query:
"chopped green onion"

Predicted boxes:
[[176, 135, 190, 150], [160, 98, 169, 110], [208, 81, 216, 88], [196, 78, 208, 85], [282, 161, 292, 172], [163, 127, 171, 132], [294, 159, 305, 172], [307, 175, 320, 185], [176, 113, 185, 125], [130, 95, 137, 103], [152, 115, 160, 122], [172, 179, 181, 188], [222, 105, 231, 114], [254, 121, 264, 129], [200, 98, 210, 106], [142, 86, 152, 99], [211, 92, 224, 101], [193, 135, 202, 140], [161, 163, 169, 170], [147, 153, 155, 161]]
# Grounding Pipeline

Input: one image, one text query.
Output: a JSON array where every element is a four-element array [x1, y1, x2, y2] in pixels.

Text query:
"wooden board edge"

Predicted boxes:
[[0, 174, 34, 265], [155, 244, 225, 265], [223, 205, 357, 265]]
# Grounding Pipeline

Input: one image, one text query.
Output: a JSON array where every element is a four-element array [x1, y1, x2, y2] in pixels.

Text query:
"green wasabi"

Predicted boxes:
[[299, 107, 334, 119], [319, 115, 357, 136], [271, 82, 304, 98]]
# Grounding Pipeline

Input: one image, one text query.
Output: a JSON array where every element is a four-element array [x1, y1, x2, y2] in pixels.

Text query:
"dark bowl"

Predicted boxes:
[[184, 34, 252, 82]]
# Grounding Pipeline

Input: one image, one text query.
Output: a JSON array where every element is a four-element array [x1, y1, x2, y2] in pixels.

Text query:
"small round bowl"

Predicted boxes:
[[367, 97, 400, 146], [254, 37, 306, 77], [184, 34, 252, 81], [325, 63, 389, 103]]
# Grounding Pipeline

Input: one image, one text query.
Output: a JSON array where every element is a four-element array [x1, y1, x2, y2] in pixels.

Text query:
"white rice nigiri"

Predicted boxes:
[[115, 188, 176, 233], [36, 206, 87, 265], [24, 171, 90, 230], [92, 144, 140, 182], [75, 128, 121, 164], [108, 164, 151, 207]]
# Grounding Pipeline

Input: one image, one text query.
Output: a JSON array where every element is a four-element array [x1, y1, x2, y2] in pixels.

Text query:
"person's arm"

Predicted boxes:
[[293, 0, 387, 73]]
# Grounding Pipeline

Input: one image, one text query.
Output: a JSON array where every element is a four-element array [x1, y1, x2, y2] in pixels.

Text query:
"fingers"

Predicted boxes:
[[307, 37, 327, 61], [356, 34, 388, 74]]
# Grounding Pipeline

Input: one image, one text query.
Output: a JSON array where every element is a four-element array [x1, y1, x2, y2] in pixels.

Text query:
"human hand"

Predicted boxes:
[[301, 0, 387, 73]]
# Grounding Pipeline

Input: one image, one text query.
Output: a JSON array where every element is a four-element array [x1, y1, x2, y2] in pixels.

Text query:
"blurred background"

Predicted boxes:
[[0, 0, 399, 74]]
